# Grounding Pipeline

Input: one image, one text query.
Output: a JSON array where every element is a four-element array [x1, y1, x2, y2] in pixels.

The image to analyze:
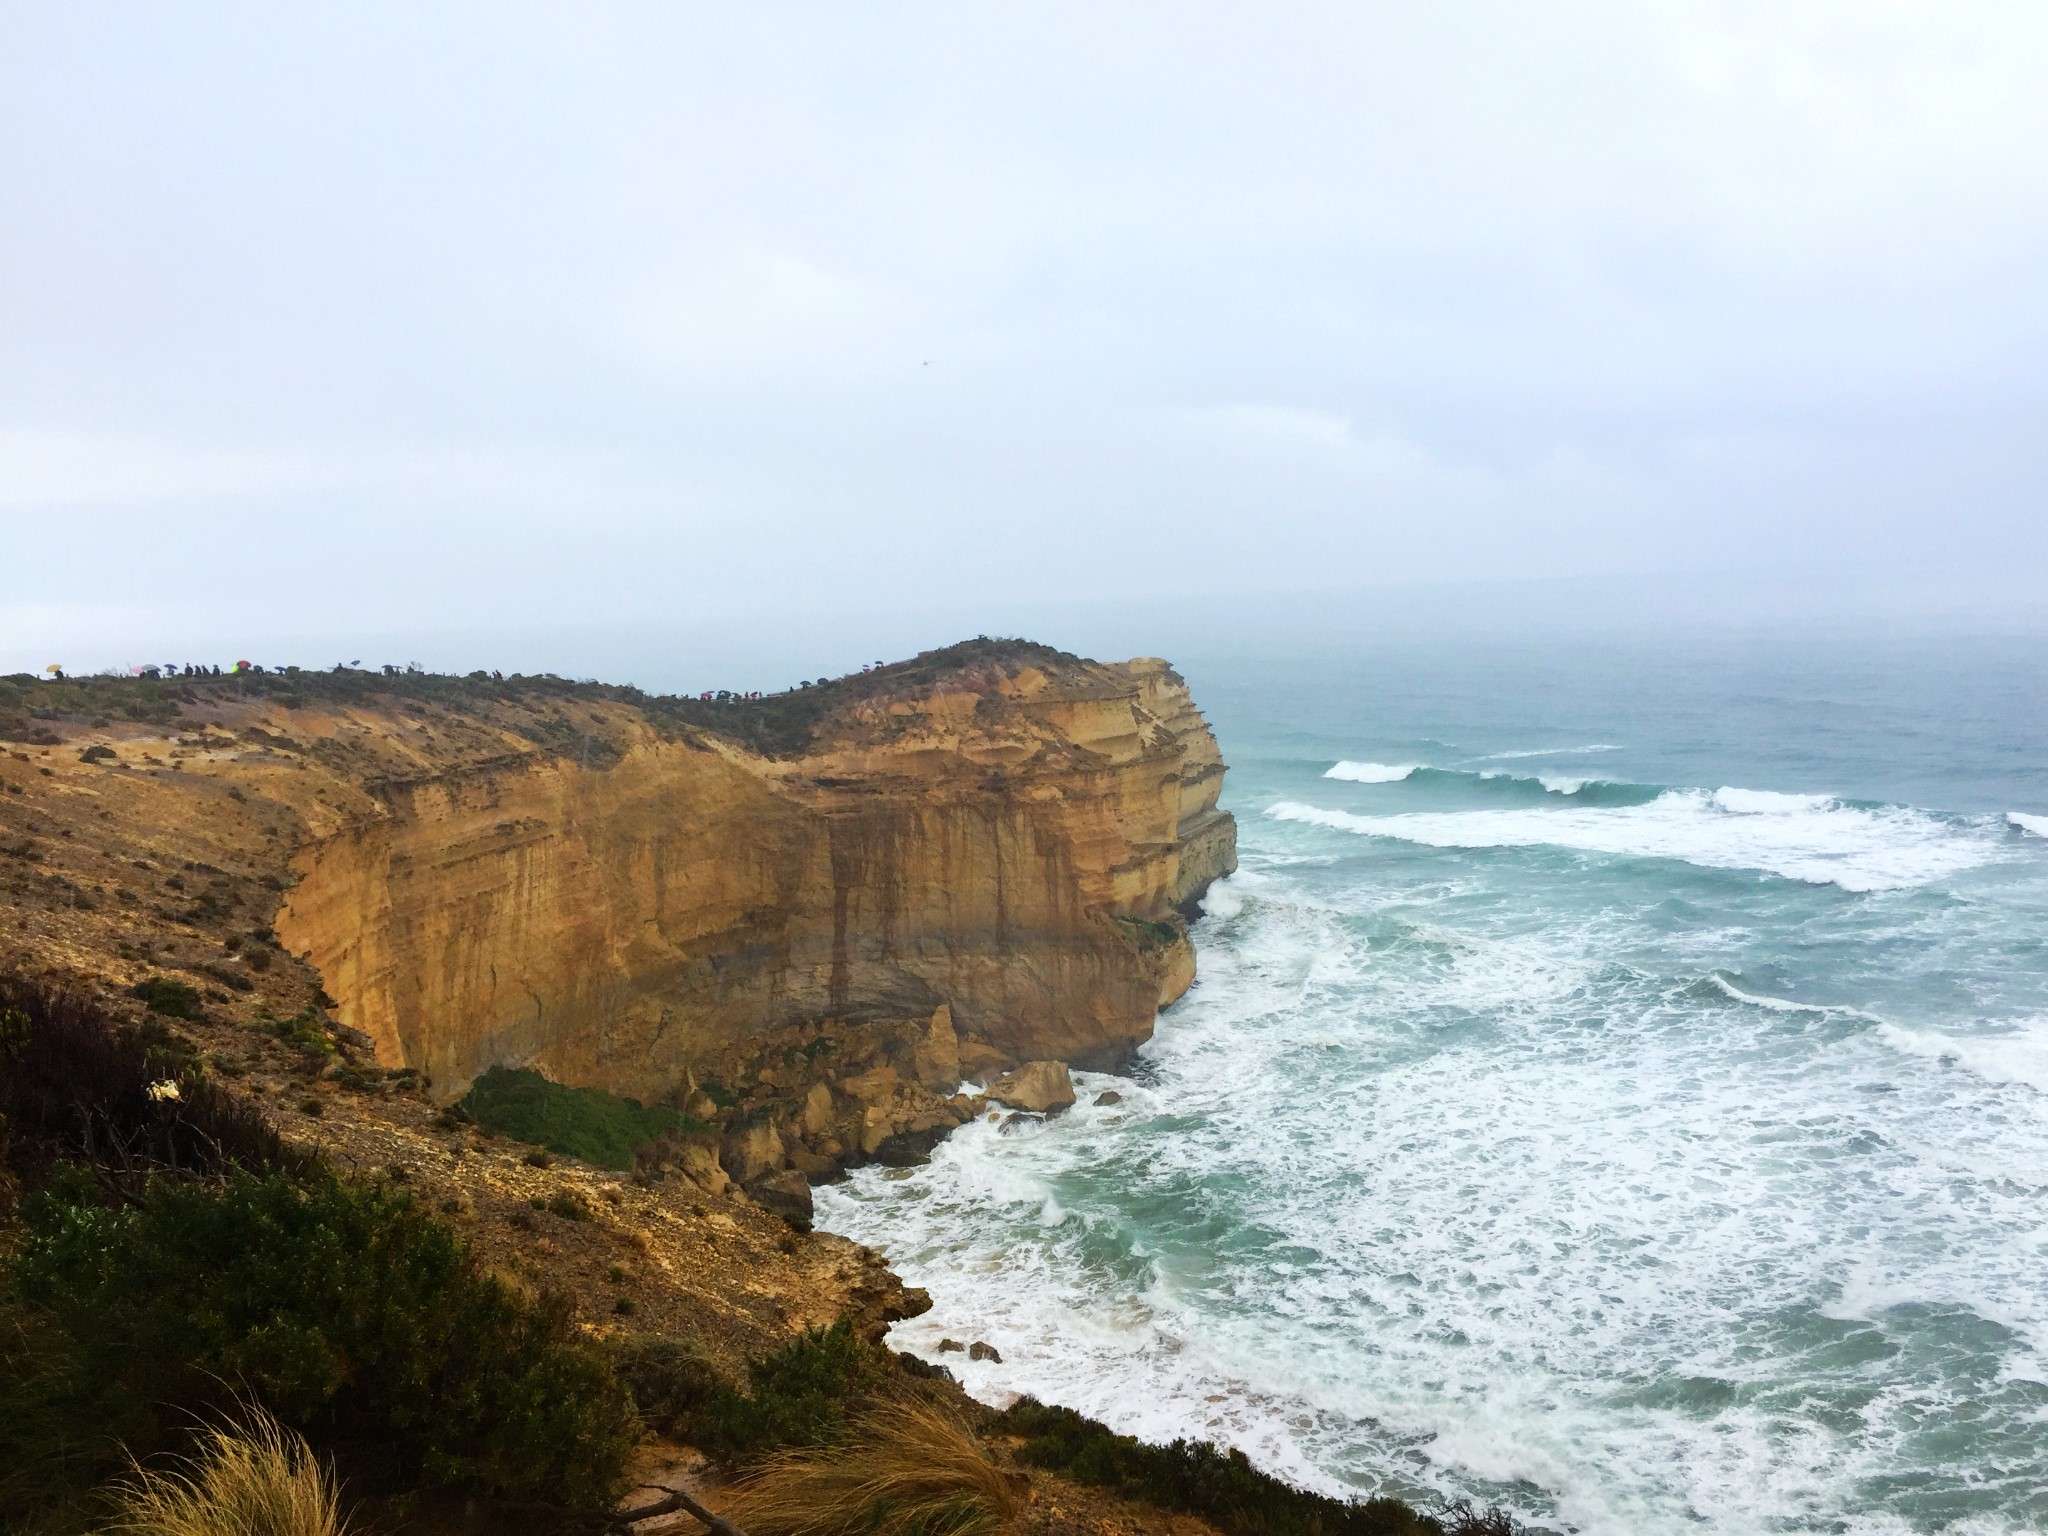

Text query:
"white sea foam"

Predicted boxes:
[[1710, 786, 1833, 814], [2009, 811, 2048, 838], [1325, 760, 1419, 783], [821, 709, 2048, 1536], [1538, 774, 1587, 794], [818, 849, 2048, 1536], [1266, 788, 2000, 892], [1707, 972, 1883, 1021], [1874, 1017, 2048, 1095], [1199, 875, 1247, 921]]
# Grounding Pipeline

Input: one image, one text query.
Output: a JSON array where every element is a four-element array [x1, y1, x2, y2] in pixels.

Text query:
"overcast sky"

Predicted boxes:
[[4, 3, 2046, 676]]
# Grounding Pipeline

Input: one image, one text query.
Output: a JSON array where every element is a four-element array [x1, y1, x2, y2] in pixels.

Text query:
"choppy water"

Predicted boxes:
[[815, 630, 2048, 1535]]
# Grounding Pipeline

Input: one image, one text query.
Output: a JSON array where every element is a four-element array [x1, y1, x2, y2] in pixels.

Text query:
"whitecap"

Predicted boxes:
[[1481, 744, 1624, 760], [1539, 775, 1587, 795], [1874, 1018, 2048, 1095], [1708, 972, 1884, 1023], [1710, 786, 1833, 815], [1265, 789, 2000, 892], [2008, 812, 2048, 838], [1325, 760, 1420, 784]]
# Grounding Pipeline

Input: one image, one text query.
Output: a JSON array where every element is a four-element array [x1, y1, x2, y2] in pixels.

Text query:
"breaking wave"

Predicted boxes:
[[2010, 812, 2048, 838], [1267, 786, 2002, 891], [1874, 1017, 2048, 1095], [1325, 761, 1420, 783], [1704, 971, 1885, 1023]]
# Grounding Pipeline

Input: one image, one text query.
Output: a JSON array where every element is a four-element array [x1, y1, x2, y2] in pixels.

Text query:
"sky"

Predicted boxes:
[[3, 2, 2046, 681]]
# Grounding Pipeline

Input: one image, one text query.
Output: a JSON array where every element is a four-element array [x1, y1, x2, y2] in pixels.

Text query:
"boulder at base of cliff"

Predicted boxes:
[[745, 1168, 814, 1232], [986, 1060, 1075, 1114]]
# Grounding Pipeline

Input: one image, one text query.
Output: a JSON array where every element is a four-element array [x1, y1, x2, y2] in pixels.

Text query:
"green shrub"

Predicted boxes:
[[13, 1166, 637, 1510], [0, 1276, 140, 1532], [1113, 915, 1184, 953], [258, 1005, 335, 1056], [996, 1398, 1463, 1536], [130, 976, 202, 1019], [460, 1065, 708, 1171], [618, 1320, 891, 1460], [612, 1336, 726, 1438], [546, 1188, 592, 1221], [3, 974, 296, 1189]]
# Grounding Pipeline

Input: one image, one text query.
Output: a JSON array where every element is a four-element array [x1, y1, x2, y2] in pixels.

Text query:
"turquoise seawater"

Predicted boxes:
[[815, 630, 2048, 1535]]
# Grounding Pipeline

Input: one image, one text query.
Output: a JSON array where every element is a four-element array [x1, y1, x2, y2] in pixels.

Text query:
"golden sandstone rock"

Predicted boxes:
[[5, 640, 1232, 1225], [276, 644, 1235, 1110], [985, 1061, 1077, 1114]]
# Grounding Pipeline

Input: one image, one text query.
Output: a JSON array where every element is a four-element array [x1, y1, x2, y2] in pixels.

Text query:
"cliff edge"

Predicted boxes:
[[0, 640, 1233, 1221], [274, 640, 1235, 1108]]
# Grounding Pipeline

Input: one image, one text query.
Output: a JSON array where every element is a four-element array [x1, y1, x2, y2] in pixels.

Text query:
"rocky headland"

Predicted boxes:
[[2, 642, 1514, 1536], [0, 636, 1233, 1300]]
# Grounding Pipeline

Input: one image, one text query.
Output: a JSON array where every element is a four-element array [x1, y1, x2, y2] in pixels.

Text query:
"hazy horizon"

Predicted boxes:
[[6, 4, 2047, 675]]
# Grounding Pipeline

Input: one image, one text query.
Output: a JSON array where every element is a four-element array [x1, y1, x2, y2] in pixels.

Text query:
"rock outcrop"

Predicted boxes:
[[276, 642, 1235, 1118], [2, 638, 1234, 1216], [986, 1061, 1076, 1114]]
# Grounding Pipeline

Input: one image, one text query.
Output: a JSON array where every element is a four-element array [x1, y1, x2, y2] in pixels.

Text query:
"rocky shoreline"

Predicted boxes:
[[687, 1002, 1084, 1230]]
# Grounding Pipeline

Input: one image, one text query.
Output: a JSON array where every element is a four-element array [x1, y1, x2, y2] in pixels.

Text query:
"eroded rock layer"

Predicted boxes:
[[275, 644, 1235, 1108]]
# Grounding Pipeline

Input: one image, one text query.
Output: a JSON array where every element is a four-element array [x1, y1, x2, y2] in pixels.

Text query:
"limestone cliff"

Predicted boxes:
[[0, 639, 1232, 1229], [273, 642, 1234, 1109]]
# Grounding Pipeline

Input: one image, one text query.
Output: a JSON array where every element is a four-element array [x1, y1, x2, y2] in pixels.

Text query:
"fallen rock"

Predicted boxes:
[[937, 1338, 966, 1354], [799, 1081, 836, 1136], [873, 1123, 953, 1167], [968, 1340, 1002, 1363], [957, 1038, 1010, 1079], [785, 1143, 837, 1178], [720, 1117, 785, 1183], [986, 1060, 1075, 1114], [744, 1168, 813, 1232], [840, 1063, 903, 1104], [670, 1139, 731, 1196], [914, 1003, 962, 1089], [1093, 1089, 1123, 1106]]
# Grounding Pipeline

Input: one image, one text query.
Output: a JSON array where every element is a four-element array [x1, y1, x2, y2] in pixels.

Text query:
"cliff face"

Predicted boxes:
[[274, 646, 1235, 1106]]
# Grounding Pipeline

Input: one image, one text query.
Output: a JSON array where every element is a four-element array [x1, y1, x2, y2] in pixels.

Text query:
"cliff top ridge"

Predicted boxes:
[[1, 634, 1150, 761]]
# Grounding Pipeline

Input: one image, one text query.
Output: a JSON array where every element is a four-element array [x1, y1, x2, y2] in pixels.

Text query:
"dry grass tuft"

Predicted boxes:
[[99, 1411, 349, 1536], [726, 1396, 1015, 1536]]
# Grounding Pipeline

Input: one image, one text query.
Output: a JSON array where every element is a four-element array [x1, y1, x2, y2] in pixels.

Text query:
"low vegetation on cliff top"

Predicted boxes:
[[5, 635, 1093, 759]]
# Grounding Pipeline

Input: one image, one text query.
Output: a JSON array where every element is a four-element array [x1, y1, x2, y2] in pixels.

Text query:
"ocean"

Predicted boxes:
[[813, 627, 2048, 1535]]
